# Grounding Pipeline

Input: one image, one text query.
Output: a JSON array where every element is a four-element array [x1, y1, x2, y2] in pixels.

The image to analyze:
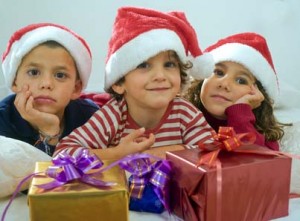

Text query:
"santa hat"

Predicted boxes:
[[104, 6, 214, 90], [2, 23, 92, 89], [204, 32, 279, 102]]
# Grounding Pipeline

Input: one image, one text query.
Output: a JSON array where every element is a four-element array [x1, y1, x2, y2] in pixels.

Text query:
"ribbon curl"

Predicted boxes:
[[37, 149, 116, 190], [198, 127, 256, 168]]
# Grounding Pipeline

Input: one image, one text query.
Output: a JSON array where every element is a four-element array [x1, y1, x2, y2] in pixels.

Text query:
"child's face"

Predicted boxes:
[[113, 51, 181, 112], [200, 61, 256, 119], [12, 44, 82, 117]]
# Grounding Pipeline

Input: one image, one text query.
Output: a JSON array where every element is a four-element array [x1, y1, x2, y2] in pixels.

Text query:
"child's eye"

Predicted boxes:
[[55, 72, 67, 79], [165, 61, 178, 68], [136, 62, 149, 69], [27, 69, 40, 76], [213, 69, 224, 77], [236, 77, 249, 85]]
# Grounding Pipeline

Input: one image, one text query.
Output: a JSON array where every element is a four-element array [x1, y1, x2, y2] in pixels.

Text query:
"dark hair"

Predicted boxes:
[[106, 50, 192, 101], [184, 79, 291, 141]]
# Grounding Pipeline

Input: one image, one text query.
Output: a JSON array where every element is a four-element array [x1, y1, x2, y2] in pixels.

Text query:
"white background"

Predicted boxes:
[[0, 1, 300, 220], [0, 0, 300, 120]]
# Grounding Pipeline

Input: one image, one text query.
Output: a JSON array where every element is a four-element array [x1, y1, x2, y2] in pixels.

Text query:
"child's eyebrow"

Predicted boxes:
[[54, 65, 69, 70], [167, 52, 179, 61], [24, 62, 40, 67], [237, 70, 255, 80], [215, 63, 226, 69]]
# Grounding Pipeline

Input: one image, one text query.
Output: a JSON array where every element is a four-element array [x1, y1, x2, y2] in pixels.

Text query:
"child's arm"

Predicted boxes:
[[54, 125, 155, 160], [182, 112, 216, 148], [143, 145, 185, 159], [225, 104, 279, 150], [90, 128, 155, 160], [228, 84, 279, 150]]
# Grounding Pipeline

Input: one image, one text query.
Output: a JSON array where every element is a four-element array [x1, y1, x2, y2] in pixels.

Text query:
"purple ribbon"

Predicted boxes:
[[36, 149, 116, 189], [1, 149, 116, 221], [100, 153, 171, 212], [1, 152, 171, 221]]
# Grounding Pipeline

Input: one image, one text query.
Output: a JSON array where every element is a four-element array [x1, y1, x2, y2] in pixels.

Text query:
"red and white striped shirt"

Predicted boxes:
[[54, 97, 215, 156]]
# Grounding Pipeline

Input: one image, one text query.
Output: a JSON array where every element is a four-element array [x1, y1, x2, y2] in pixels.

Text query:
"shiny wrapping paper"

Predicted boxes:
[[166, 145, 291, 221], [28, 161, 129, 221]]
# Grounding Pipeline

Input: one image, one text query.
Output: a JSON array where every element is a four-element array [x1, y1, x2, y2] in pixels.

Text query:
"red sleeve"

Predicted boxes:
[[225, 104, 279, 151], [80, 92, 111, 107]]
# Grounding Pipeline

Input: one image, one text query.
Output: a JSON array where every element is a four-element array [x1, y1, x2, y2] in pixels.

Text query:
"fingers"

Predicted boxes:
[[14, 85, 35, 116], [234, 85, 265, 109], [118, 128, 155, 155], [124, 127, 146, 141], [251, 84, 264, 102], [136, 133, 155, 150]]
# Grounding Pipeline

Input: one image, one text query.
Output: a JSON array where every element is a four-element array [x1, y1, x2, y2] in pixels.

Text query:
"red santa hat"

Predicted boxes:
[[2, 23, 92, 89], [204, 32, 279, 102], [104, 6, 214, 90]]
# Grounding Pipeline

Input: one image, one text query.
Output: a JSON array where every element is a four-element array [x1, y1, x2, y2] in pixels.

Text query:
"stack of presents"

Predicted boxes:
[[26, 127, 291, 221]]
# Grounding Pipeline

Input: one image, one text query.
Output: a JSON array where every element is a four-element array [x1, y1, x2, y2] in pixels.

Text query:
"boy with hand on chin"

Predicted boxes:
[[0, 23, 99, 156]]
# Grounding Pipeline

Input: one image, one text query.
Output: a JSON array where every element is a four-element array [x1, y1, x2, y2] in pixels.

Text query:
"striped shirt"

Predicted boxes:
[[54, 97, 215, 156]]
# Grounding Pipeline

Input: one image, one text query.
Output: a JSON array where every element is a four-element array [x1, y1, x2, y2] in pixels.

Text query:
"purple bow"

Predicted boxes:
[[37, 149, 116, 189], [103, 153, 171, 212]]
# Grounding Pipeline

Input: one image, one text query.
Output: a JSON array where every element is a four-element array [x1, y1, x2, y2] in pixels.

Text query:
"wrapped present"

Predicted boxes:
[[107, 153, 171, 213], [28, 151, 129, 221], [128, 176, 165, 213], [166, 128, 291, 221]]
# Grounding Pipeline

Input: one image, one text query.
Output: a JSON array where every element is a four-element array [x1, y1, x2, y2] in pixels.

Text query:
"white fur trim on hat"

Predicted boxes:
[[105, 29, 186, 90], [2, 26, 92, 89], [188, 53, 214, 80], [209, 43, 279, 102]]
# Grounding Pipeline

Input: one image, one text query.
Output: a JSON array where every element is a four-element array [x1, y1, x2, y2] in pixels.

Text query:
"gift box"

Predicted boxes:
[[166, 145, 291, 221], [28, 161, 129, 221], [128, 175, 165, 213], [117, 154, 171, 214]]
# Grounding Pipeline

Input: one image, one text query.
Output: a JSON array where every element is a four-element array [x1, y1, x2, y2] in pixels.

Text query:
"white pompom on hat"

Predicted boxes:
[[2, 23, 92, 89], [104, 6, 214, 90], [203, 32, 279, 102]]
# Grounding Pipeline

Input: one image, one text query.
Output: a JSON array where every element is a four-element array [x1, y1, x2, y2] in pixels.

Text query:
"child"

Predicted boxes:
[[54, 6, 216, 159], [0, 23, 99, 156], [184, 32, 289, 151]]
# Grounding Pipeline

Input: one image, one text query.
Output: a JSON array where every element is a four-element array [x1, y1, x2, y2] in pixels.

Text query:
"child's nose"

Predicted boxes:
[[39, 74, 54, 89], [217, 78, 231, 91], [152, 67, 167, 81]]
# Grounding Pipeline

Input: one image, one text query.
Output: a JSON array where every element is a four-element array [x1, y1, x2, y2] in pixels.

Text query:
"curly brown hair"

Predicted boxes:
[[106, 51, 192, 101], [184, 79, 291, 141]]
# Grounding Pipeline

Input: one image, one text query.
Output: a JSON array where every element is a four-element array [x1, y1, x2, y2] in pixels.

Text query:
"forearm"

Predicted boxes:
[[91, 147, 127, 161], [226, 104, 279, 150], [226, 104, 256, 133], [143, 145, 184, 159], [92, 144, 185, 161]]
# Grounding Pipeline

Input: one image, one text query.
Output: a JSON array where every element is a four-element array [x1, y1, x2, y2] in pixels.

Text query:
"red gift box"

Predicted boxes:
[[166, 145, 291, 221]]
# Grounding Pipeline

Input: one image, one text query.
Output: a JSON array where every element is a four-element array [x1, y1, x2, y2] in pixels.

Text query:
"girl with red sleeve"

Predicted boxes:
[[185, 32, 291, 151]]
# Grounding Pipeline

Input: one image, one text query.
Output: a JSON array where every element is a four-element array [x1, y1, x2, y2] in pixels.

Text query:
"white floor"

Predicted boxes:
[[1, 194, 299, 221]]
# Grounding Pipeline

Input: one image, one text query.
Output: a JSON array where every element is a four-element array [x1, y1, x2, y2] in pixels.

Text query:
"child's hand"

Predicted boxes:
[[14, 85, 60, 136], [235, 84, 264, 109], [116, 128, 155, 156]]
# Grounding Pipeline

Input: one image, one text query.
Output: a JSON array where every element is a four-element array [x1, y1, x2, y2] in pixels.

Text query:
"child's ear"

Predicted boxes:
[[70, 80, 83, 100], [112, 84, 125, 95]]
